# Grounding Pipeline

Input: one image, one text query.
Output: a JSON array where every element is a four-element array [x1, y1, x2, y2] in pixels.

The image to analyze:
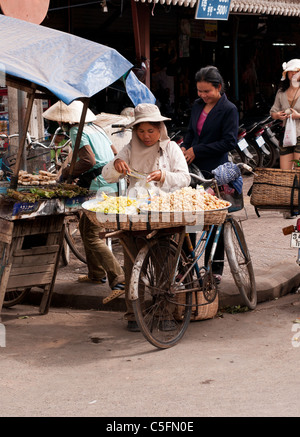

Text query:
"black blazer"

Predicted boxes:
[[182, 93, 239, 174]]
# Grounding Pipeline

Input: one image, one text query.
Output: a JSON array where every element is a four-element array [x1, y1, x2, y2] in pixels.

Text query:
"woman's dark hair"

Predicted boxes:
[[195, 66, 225, 92], [134, 121, 161, 129], [278, 76, 290, 92]]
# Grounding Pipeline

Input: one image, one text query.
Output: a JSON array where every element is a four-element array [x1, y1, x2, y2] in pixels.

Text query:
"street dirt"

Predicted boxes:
[[0, 293, 299, 417]]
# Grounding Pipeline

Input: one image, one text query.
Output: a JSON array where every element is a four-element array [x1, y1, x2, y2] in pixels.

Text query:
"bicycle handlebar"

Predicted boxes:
[[189, 173, 214, 184], [189, 163, 255, 185]]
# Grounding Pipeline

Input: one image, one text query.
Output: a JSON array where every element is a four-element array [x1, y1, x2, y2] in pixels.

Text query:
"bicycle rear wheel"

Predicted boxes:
[[224, 217, 257, 309], [130, 238, 193, 349], [64, 214, 87, 264]]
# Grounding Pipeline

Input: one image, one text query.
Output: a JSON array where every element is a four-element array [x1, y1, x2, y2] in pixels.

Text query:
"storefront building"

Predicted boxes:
[[2, 0, 300, 122]]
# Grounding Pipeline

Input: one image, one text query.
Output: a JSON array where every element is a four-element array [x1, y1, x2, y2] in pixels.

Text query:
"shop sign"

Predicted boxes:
[[195, 0, 231, 20]]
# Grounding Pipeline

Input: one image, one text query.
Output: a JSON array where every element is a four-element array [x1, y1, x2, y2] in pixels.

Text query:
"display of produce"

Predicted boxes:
[[6, 183, 88, 202], [84, 187, 230, 215], [140, 187, 230, 212], [88, 193, 138, 214]]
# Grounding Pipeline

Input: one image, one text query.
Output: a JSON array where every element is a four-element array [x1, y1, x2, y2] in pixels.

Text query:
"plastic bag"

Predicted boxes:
[[283, 115, 297, 147]]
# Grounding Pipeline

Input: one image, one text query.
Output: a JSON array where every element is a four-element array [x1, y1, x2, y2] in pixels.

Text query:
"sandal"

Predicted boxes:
[[78, 275, 106, 284], [103, 288, 125, 304], [102, 282, 126, 304]]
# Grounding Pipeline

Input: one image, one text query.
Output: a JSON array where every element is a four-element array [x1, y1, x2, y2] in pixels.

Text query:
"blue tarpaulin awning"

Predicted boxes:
[[0, 14, 155, 106]]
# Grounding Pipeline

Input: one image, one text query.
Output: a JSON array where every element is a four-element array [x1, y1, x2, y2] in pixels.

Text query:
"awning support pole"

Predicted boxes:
[[67, 98, 90, 183], [10, 83, 37, 189]]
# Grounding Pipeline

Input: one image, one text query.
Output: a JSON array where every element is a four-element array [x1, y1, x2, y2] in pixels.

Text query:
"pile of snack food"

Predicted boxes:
[[18, 170, 58, 185], [141, 187, 230, 212], [88, 193, 138, 214], [85, 187, 230, 216]]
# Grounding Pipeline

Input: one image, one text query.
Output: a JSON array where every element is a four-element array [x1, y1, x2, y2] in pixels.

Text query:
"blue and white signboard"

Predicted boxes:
[[195, 0, 231, 20]]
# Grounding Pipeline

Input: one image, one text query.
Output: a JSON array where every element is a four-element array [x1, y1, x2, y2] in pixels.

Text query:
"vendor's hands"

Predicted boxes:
[[114, 158, 131, 175], [182, 147, 195, 165], [146, 170, 162, 182]]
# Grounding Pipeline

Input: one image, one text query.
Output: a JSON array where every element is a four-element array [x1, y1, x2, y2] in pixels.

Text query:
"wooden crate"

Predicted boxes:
[[0, 215, 65, 315]]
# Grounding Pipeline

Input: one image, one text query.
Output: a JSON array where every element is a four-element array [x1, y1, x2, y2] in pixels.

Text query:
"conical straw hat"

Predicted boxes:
[[42, 100, 96, 123]]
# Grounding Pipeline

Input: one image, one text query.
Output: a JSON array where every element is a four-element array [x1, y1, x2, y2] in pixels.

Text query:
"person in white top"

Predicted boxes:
[[270, 58, 300, 170], [102, 104, 190, 193], [102, 103, 190, 331]]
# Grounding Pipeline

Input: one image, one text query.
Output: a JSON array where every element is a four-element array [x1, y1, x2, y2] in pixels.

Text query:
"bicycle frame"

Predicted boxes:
[[180, 212, 250, 291], [181, 226, 219, 287]]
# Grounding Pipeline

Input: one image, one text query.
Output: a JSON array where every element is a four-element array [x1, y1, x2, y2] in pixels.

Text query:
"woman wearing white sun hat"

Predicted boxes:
[[102, 103, 190, 191], [102, 103, 190, 331], [43, 100, 125, 292], [270, 58, 300, 170]]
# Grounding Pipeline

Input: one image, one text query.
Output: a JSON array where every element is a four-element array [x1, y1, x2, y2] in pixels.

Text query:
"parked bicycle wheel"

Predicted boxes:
[[64, 213, 87, 264], [130, 238, 193, 349], [60, 237, 71, 266], [3, 288, 31, 308], [224, 217, 257, 309]]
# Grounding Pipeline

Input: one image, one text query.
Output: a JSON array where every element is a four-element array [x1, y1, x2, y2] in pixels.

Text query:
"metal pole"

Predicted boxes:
[[10, 84, 37, 189]]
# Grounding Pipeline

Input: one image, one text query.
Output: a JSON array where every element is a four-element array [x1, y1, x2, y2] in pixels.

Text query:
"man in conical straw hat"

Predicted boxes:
[[43, 100, 125, 292]]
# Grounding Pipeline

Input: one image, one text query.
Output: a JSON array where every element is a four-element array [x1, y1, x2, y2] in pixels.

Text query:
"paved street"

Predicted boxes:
[[0, 293, 299, 417], [1, 174, 300, 418]]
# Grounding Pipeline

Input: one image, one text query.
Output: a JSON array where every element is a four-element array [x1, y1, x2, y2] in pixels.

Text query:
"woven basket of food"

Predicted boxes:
[[81, 195, 148, 230], [82, 188, 230, 231], [141, 187, 230, 228], [250, 167, 300, 209]]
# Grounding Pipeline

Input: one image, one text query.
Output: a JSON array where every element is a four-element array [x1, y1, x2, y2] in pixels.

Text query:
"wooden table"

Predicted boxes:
[[0, 213, 65, 318]]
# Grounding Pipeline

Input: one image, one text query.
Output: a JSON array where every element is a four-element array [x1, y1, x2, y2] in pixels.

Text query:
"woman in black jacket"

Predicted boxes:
[[181, 66, 239, 173], [181, 66, 239, 283]]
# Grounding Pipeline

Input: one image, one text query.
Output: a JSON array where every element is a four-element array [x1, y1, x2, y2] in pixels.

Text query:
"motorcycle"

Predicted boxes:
[[235, 123, 263, 169], [260, 116, 283, 167], [238, 113, 283, 169]]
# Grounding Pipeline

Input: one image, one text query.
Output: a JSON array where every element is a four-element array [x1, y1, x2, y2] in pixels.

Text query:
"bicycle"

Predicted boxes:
[[125, 163, 257, 349], [0, 128, 72, 176]]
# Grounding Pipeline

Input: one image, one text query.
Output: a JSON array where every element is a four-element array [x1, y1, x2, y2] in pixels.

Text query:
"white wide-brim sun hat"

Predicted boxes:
[[281, 59, 300, 81], [42, 100, 97, 124], [126, 103, 171, 128]]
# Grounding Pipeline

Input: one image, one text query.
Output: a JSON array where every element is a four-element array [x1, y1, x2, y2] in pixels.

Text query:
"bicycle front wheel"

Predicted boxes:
[[130, 238, 193, 349], [224, 218, 257, 309]]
